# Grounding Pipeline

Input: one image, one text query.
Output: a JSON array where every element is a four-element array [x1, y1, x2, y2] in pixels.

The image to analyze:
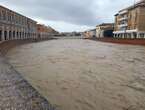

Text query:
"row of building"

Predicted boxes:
[[84, 0, 145, 39], [0, 5, 58, 42]]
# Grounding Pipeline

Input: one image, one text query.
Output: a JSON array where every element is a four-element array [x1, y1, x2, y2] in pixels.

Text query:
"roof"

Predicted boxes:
[[90, 29, 96, 31], [0, 5, 37, 23], [96, 23, 114, 27], [120, 1, 145, 11], [115, 0, 145, 15]]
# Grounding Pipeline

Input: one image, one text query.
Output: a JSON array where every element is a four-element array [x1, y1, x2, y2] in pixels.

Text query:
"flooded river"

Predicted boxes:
[[6, 39, 145, 110]]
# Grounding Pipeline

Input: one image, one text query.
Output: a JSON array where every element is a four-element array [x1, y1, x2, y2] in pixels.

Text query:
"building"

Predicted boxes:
[[113, 0, 145, 39], [96, 23, 114, 38], [84, 29, 96, 39], [0, 5, 37, 42], [37, 24, 58, 39]]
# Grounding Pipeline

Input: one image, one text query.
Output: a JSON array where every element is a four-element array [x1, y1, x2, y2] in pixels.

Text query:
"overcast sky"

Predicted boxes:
[[0, 0, 140, 32]]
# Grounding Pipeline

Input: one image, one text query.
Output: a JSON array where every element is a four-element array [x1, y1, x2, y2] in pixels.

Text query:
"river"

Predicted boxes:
[[6, 39, 145, 110]]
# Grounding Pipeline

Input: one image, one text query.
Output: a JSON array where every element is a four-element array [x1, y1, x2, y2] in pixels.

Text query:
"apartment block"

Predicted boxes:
[[113, 0, 145, 39], [96, 23, 114, 38], [0, 5, 37, 41]]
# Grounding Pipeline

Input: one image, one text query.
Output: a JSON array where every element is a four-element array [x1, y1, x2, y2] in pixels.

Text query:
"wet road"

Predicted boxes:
[[6, 39, 145, 110]]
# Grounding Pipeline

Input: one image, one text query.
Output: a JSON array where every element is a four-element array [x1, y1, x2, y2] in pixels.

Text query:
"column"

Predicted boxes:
[[15, 30, 17, 40], [122, 33, 125, 39], [24, 30, 26, 39], [113, 34, 115, 38], [31, 33, 32, 39], [26, 33, 28, 39], [19, 32, 21, 40], [15, 31, 18, 40], [23, 29, 25, 39], [27, 31, 29, 39], [17, 31, 19, 39], [117, 34, 119, 38], [18, 31, 20, 39], [23, 31, 25, 39], [25, 30, 28, 39], [12, 30, 13, 40], [118, 34, 120, 38], [114, 34, 116, 38], [120, 34, 122, 38], [131, 33, 133, 39], [21, 31, 23, 39], [137, 33, 139, 39], [13, 29, 17, 40], [1, 26, 5, 41], [7, 30, 9, 40], [33, 33, 35, 39], [9, 30, 12, 40], [25, 32, 27, 39], [19, 31, 21, 39], [13, 30, 15, 40]]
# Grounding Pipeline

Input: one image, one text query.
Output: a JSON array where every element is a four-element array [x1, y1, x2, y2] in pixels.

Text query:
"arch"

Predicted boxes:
[[13, 31, 15, 39], [24, 33, 27, 39], [9, 31, 12, 40], [28, 33, 30, 38], [20, 32, 21, 39], [17, 31, 19, 39], [22, 32, 24, 39], [4, 30, 7, 40], [133, 32, 137, 39]]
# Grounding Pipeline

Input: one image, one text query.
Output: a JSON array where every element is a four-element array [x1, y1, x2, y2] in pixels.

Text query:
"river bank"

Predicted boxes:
[[88, 38, 145, 46], [0, 39, 55, 110]]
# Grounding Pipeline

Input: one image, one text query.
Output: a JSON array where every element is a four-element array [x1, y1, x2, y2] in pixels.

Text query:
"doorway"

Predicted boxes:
[[4, 31, 7, 40], [0, 30, 2, 41]]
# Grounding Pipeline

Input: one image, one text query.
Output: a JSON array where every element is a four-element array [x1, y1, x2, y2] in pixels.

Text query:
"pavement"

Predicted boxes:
[[0, 54, 55, 110]]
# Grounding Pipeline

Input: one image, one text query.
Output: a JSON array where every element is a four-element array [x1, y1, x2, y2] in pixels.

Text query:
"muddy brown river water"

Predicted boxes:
[[6, 39, 145, 110]]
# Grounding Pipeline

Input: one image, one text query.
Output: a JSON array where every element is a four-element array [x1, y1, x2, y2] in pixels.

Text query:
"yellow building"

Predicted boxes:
[[113, 0, 145, 39], [0, 5, 37, 41]]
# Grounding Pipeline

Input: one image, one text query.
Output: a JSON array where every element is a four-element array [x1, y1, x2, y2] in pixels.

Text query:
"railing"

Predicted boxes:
[[118, 17, 128, 21], [118, 23, 128, 28], [119, 10, 128, 15]]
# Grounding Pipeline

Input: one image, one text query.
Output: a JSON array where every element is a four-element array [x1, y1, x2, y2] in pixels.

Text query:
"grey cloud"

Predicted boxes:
[[1, 0, 134, 27]]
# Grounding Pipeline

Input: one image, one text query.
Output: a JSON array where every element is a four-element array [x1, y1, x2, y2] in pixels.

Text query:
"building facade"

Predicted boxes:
[[113, 0, 145, 39], [83, 29, 96, 39], [37, 24, 58, 39], [0, 5, 37, 42], [96, 23, 114, 38]]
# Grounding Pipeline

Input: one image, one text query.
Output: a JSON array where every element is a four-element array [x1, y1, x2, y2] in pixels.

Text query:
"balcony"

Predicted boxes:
[[119, 10, 128, 15], [118, 23, 128, 28], [118, 16, 128, 21]]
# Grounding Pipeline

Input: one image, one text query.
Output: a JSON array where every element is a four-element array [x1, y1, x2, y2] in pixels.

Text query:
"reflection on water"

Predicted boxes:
[[7, 39, 145, 110]]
